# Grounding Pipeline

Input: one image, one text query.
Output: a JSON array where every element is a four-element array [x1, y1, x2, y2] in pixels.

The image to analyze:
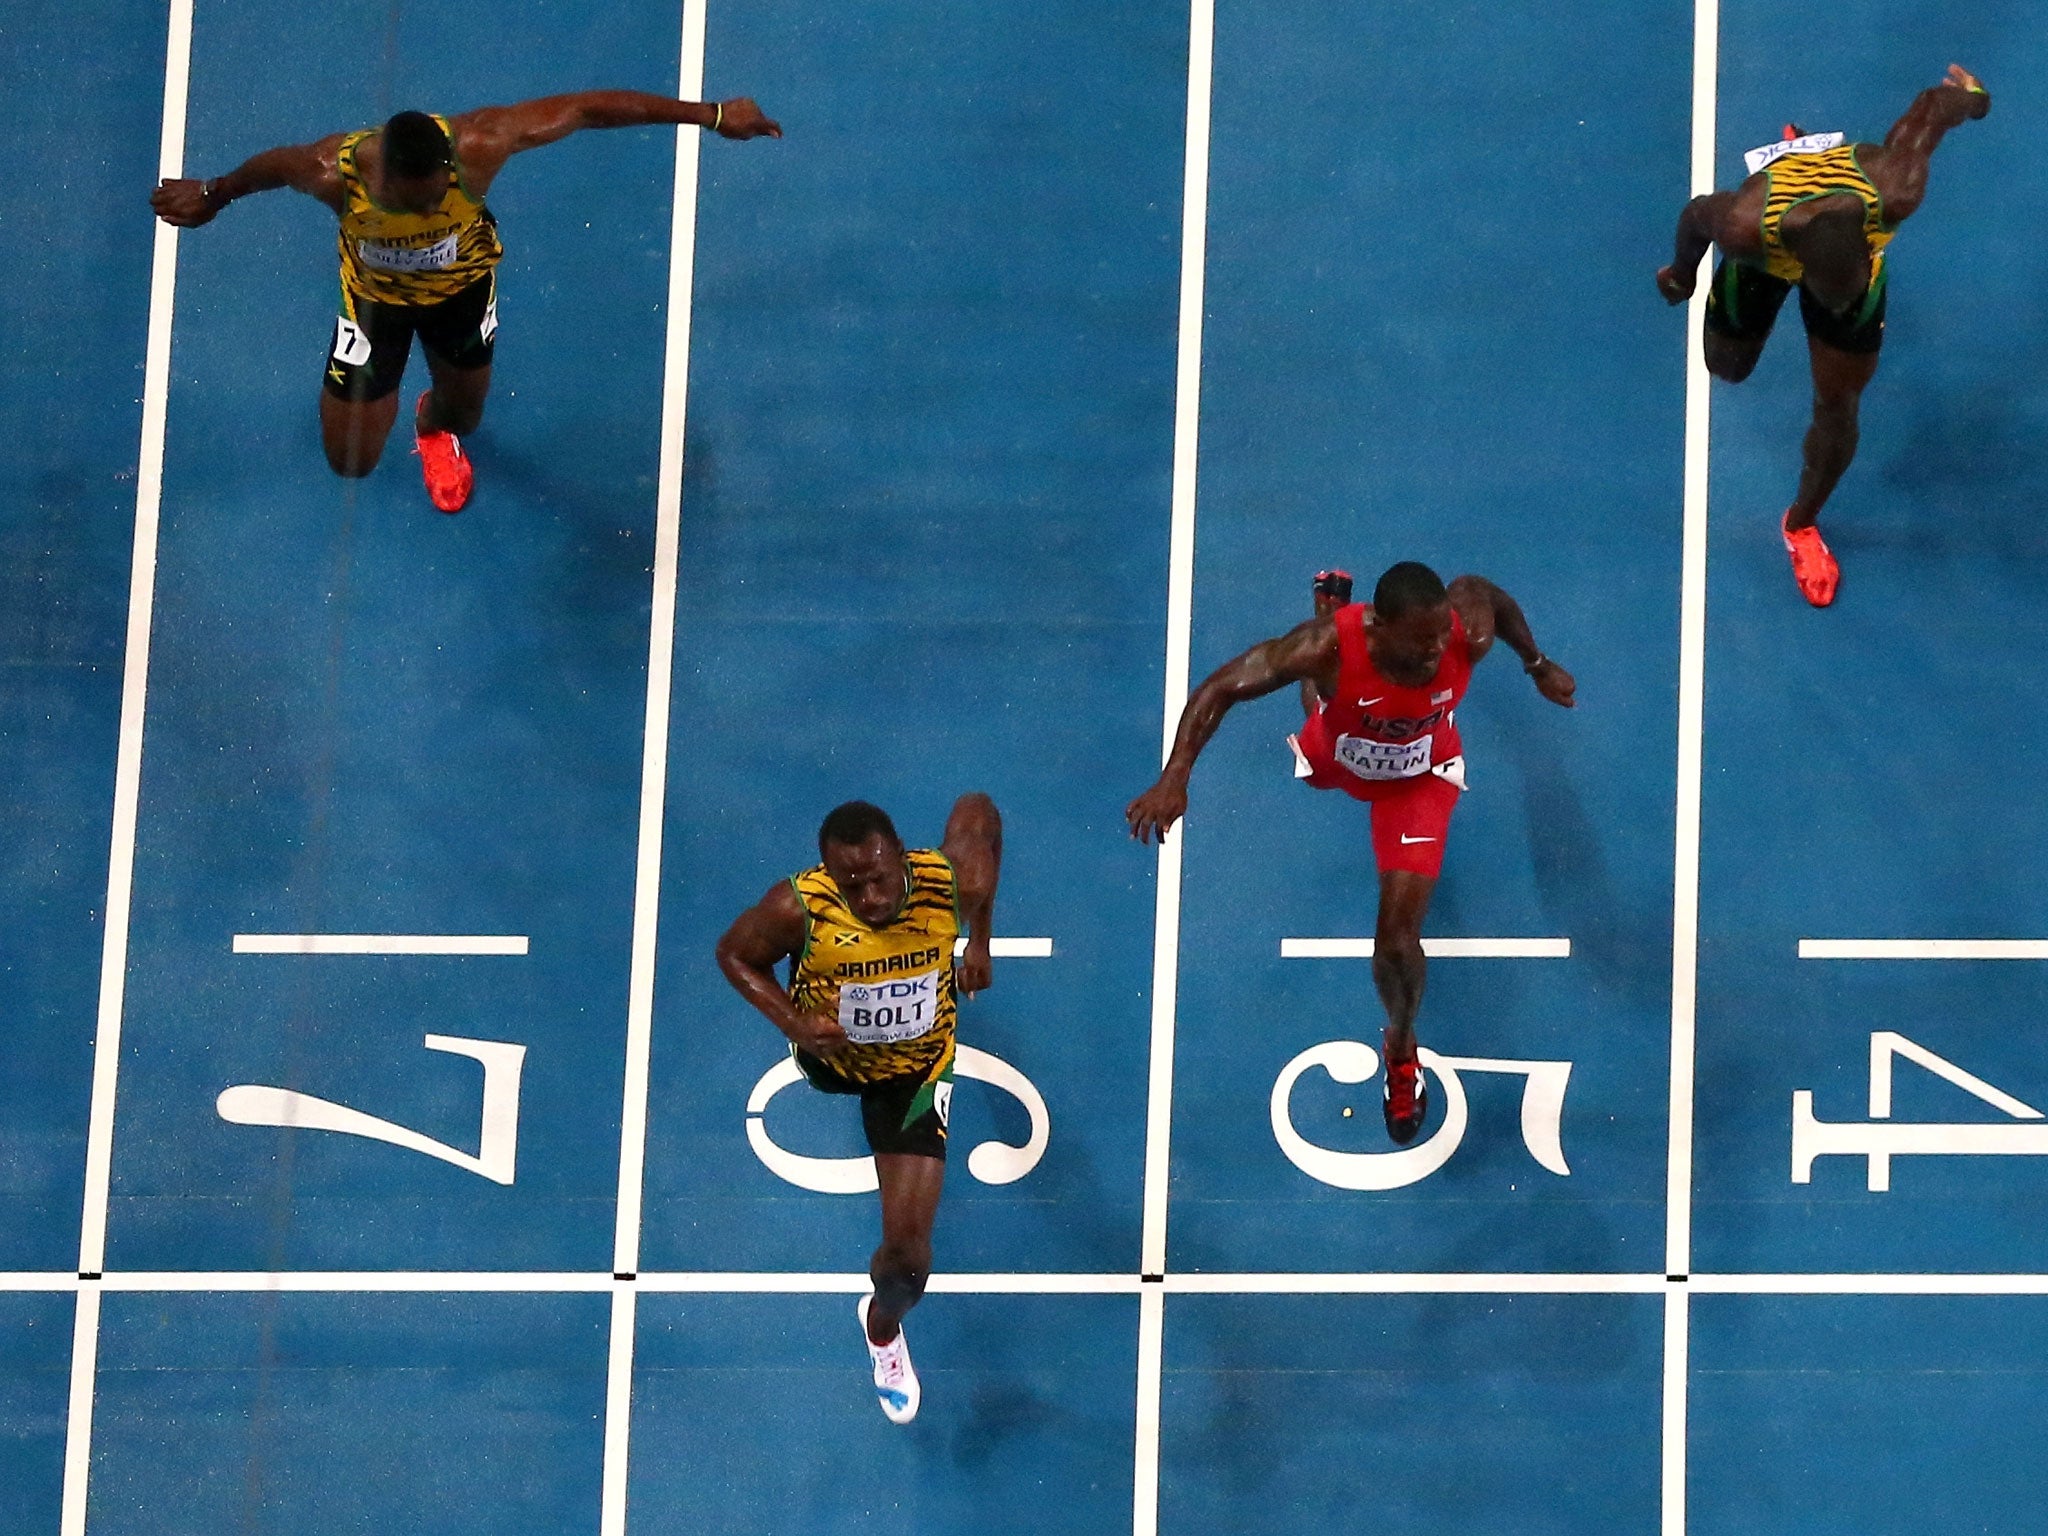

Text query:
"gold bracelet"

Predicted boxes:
[[712, 101, 724, 132]]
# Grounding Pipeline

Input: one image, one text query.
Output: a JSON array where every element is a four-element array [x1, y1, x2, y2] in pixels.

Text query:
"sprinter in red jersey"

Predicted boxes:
[[1126, 562, 1575, 1143]]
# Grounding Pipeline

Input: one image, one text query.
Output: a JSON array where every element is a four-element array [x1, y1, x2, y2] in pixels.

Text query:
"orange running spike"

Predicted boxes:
[[413, 392, 473, 513], [1783, 512, 1839, 607]]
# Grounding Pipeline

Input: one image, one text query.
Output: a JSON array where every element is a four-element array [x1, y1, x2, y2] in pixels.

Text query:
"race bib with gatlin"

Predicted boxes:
[[838, 967, 944, 1044], [1333, 732, 1434, 781]]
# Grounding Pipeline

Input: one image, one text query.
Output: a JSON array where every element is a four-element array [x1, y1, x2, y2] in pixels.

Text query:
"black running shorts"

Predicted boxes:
[[324, 271, 498, 402], [1704, 257, 1886, 356], [793, 1048, 952, 1161]]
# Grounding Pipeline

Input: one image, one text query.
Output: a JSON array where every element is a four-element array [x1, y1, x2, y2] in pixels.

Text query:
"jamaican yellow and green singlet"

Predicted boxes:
[[335, 115, 502, 306], [787, 849, 961, 1086], [1758, 142, 1895, 284]]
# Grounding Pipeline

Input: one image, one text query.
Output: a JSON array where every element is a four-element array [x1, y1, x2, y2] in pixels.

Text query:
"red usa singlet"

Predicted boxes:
[[1290, 603, 1474, 802]]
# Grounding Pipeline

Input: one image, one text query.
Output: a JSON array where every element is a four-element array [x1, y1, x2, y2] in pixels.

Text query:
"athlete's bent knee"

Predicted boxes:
[[874, 1237, 931, 1280], [873, 1268, 926, 1314], [871, 1248, 929, 1320], [1811, 391, 1861, 427], [1372, 933, 1423, 979], [1705, 345, 1759, 384]]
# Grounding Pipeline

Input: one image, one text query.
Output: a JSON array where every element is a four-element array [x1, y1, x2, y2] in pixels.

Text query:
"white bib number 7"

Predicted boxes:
[[331, 317, 373, 367]]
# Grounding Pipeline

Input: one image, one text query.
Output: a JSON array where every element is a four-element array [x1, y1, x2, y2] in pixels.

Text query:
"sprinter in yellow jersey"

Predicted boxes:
[[1656, 64, 1990, 606], [719, 795, 1002, 1423], [151, 92, 779, 510]]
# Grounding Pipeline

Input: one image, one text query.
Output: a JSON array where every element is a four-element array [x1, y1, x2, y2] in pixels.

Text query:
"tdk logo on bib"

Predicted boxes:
[[839, 969, 942, 1044]]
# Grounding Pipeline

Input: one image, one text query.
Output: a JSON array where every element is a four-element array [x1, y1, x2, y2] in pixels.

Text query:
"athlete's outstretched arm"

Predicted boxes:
[[941, 793, 1003, 995], [455, 91, 780, 178], [1871, 64, 1990, 222], [1126, 619, 1338, 845], [150, 135, 345, 227], [1447, 576, 1576, 708], [716, 881, 850, 1059]]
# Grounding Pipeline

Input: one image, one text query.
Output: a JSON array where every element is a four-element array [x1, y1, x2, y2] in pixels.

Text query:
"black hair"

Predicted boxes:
[[817, 800, 900, 859], [382, 110, 452, 179], [1372, 561, 1449, 620]]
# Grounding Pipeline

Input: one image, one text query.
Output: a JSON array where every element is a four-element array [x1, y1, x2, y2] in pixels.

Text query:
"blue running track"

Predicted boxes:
[[4, 0, 2046, 1531]]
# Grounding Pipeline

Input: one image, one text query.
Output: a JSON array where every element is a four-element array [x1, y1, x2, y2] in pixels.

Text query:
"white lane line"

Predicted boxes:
[[1671, 0, 1720, 1286], [232, 933, 528, 955], [634, 1272, 1145, 1295], [1135, 2, 1213, 1523], [1692, 1273, 2048, 1295], [635, 1272, 868, 1293], [954, 936, 1055, 958], [1663, 3, 1717, 1533], [98, 1271, 614, 1292], [1799, 939, 2048, 961], [1132, 1285, 1166, 1536], [1668, 0, 1719, 1296], [612, 0, 709, 1288], [0, 1274, 78, 1292], [1281, 937, 1571, 959], [598, 20, 710, 1536], [1661, 1287, 1689, 1536], [59, 1287, 102, 1536], [64, 6, 196, 1532], [1165, 1272, 1665, 1294], [79, 1270, 1144, 1295], [1141, 0, 1216, 1289], [599, 1285, 638, 1536], [77, 0, 196, 1287], [930, 1272, 1142, 1295], [22, 1268, 2048, 1295]]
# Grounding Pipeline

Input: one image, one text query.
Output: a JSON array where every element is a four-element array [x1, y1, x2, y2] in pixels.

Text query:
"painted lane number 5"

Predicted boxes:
[[1271, 1040, 1572, 1190]]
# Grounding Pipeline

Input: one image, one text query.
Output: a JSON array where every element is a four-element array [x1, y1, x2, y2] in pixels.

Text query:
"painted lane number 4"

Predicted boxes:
[[1793, 1030, 2048, 1191]]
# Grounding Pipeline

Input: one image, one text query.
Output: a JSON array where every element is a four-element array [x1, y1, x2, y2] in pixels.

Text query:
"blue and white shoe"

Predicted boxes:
[[857, 1294, 921, 1424]]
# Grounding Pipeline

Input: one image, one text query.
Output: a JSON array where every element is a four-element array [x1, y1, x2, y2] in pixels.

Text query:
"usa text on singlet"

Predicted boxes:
[[335, 114, 504, 306], [787, 849, 962, 1085]]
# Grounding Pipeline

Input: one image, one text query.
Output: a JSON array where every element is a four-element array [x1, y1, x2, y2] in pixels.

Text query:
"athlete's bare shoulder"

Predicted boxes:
[[443, 107, 530, 194], [1444, 577, 1490, 635], [1850, 141, 1918, 221], [1273, 611, 1340, 669], [278, 132, 349, 212], [720, 877, 807, 966], [444, 106, 508, 160], [1289, 609, 1340, 644]]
